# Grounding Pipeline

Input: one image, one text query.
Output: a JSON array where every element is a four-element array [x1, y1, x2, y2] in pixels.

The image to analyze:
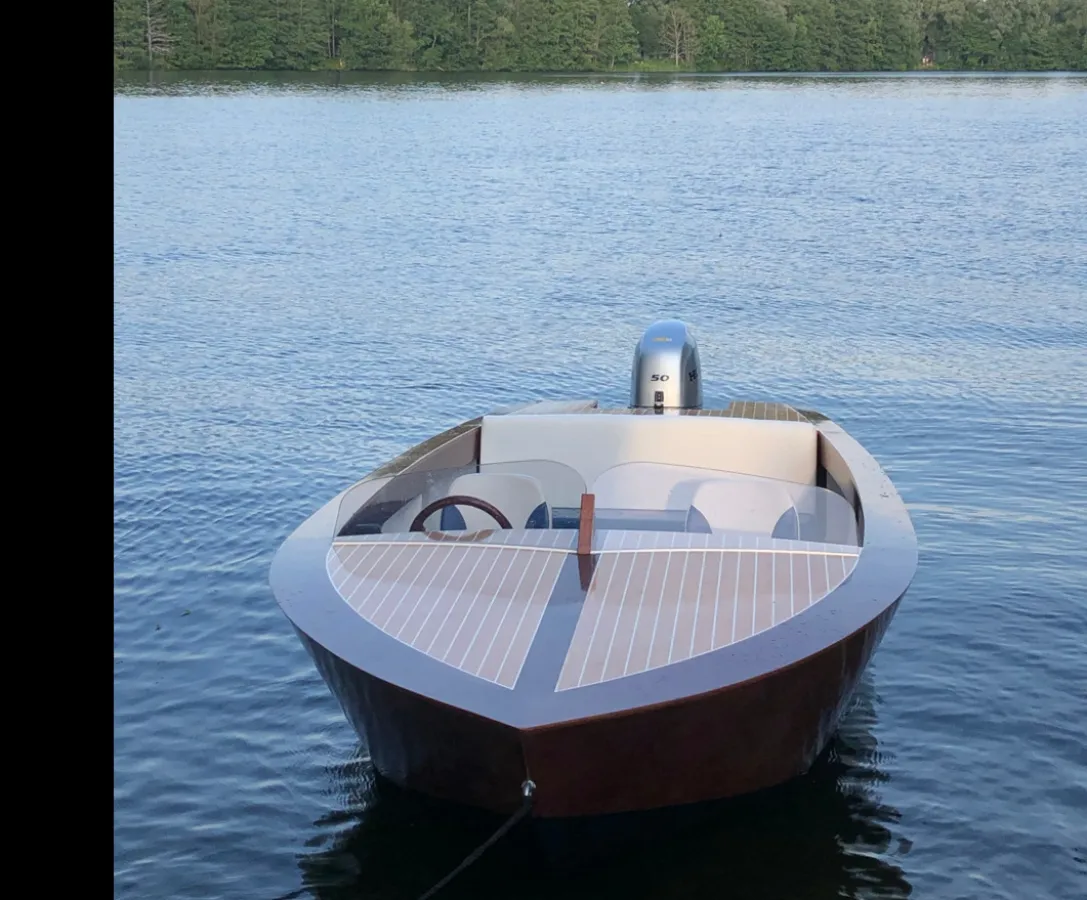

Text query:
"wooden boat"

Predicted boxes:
[[270, 320, 917, 819]]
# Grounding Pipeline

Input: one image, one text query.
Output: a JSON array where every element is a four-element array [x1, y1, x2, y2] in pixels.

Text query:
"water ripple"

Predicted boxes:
[[115, 74, 1087, 900]]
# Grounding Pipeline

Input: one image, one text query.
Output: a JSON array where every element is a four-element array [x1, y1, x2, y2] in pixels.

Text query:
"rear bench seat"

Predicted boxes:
[[478, 413, 819, 511]]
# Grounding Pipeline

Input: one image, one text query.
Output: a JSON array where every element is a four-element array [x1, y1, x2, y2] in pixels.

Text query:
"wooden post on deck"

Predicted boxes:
[[577, 492, 596, 590]]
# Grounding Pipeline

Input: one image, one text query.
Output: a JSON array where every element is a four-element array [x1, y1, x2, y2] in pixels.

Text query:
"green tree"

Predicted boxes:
[[596, 0, 640, 68], [113, 0, 1087, 71], [115, 0, 147, 68], [340, 0, 416, 68], [697, 12, 727, 66]]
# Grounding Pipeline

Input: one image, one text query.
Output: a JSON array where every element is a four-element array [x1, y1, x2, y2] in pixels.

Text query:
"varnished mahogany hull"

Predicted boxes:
[[297, 598, 898, 819]]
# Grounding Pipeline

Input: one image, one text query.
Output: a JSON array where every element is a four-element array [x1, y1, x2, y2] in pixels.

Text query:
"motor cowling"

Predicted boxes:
[[629, 320, 702, 411]]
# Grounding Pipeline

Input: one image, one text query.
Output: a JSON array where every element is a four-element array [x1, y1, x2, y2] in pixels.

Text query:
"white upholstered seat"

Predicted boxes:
[[479, 413, 818, 507], [591, 462, 799, 537], [686, 478, 799, 537]]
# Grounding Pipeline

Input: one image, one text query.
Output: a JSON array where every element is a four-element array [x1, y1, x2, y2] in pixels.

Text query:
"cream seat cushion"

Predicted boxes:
[[479, 413, 817, 507]]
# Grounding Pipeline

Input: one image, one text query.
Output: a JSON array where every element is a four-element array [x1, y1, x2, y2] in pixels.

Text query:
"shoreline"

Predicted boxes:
[[115, 68, 1087, 77]]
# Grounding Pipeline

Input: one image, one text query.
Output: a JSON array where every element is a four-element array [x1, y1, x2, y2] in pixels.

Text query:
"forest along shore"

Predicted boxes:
[[114, 0, 1087, 74]]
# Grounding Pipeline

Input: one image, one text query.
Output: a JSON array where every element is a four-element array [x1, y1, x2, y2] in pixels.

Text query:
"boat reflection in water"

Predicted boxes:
[[293, 677, 913, 900]]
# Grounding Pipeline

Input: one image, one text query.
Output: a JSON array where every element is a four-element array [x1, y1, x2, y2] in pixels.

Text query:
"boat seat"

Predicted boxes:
[[591, 462, 799, 537], [438, 473, 550, 532], [479, 413, 818, 507], [591, 462, 729, 512], [687, 479, 799, 537]]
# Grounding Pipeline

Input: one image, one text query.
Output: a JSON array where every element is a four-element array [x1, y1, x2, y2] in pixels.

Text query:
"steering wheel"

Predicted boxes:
[[409, 495, 513, 533]]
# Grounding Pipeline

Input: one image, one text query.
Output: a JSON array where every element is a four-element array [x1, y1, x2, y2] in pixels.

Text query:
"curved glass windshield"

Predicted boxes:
[[588, 461, 859, 546], [335, 458, 859, 547], [335, 460, 587, 537]]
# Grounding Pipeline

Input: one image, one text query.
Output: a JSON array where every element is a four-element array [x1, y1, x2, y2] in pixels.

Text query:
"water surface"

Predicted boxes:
[[114, 72, 1087, 900]]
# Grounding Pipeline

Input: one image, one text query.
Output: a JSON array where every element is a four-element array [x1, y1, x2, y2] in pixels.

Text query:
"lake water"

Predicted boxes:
[[113, 72, 1087, 900]]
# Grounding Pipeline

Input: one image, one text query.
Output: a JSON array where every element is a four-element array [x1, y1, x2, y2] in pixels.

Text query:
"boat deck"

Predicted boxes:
[[326, 529, 858, 693]]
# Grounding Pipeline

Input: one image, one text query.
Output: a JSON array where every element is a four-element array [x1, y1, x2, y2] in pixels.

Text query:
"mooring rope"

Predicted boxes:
[[416, 779, 536, 900]]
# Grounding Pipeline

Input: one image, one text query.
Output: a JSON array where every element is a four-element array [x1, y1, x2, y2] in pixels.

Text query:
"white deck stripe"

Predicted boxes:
[[392, 546, 457, 640], [494, 552, 558, 686], [440, 548, 506, 662], [620, 548, 658, 677], [401, 546, 476, 645], [570, 554, 620, 687], [593, 531, 642, 687], [330, 543, 376, 596], [806, 546, 813, 611], [368, 544, 427, 622], [688, 548, 708, 659], [327, 543, 364, 590], [474, 550, 539, 677], [454, 548, 524, 670], [791, 552, 800, 621], [330, 545, 365, 595], [730, 537, 742, 646], [375, 544, 443, 632], [771, 543, 777, 627], [354, 544, 413, 613], [636, 533, 676, 676], [750, 539, 760, 636], [500, 554, 566, 688], [666, 549, 692, 665], [421, 546, 492, 656], [344, 545, 394, 610]]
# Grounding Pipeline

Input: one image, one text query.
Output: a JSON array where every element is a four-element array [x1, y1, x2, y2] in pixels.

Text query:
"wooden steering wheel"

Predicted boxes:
[[409, 495, 513, 533]]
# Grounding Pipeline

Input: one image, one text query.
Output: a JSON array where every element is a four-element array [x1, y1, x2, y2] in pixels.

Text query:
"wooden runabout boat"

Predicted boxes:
[[271, 320, 917, 819]]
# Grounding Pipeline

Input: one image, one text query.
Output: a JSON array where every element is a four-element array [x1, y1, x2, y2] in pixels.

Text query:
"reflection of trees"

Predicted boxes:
[[293, 675, 912, 900]]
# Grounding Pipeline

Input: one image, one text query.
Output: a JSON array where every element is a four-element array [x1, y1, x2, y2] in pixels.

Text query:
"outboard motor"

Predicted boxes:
[[630, 320, 702, 411]]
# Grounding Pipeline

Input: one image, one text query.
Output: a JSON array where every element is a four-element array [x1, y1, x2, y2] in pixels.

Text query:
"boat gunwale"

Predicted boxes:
[[270, 403, 917, 729]]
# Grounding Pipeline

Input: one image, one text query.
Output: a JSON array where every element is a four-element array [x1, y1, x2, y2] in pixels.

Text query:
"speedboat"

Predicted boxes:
[[270, 320, 918, 819]]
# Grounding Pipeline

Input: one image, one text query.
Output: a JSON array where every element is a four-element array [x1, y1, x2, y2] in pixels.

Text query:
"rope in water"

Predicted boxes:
[[416, 779, 536, 900]]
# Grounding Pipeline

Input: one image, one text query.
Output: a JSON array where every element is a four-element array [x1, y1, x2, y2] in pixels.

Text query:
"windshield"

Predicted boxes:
[[335, 459, 859, 547], [587, 461, 858, 546], [335, 460, 587, 537]]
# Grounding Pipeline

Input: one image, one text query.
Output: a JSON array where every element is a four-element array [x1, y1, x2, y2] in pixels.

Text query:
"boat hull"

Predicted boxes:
[[274, 402, 918, 819], [297, 597, 899, 818]]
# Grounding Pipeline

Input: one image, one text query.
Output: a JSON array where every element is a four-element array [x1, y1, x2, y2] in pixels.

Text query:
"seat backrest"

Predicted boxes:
[[687, 479, 798, 536], [440, 473, 550, 531], [592, 462, 799, 537], [591, 462, 738, 511], [479, 413, 818, 507]]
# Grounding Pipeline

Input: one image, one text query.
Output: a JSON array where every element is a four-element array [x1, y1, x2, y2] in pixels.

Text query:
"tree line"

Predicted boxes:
[[113, 0, 1087, 73]]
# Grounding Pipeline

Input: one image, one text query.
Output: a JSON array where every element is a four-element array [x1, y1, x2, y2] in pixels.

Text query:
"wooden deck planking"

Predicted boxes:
[[732, 551, 757, 644], [648, 549, 691, 671], [425, 547, 509, 661], [753, 552, 776, 634], [323, 542, 562, 689], [390, 546, 473, 642], [565, 547, 652, 689], [669, 551, 705, 667], [489, 552, 566, 687], [554, 545, 860, 691], [690, 551, 723, 658], [619, 546, 672, 680], [326, 536, 859, 693], [458, 550, 546, 676], [441, 549, 525, 668]]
